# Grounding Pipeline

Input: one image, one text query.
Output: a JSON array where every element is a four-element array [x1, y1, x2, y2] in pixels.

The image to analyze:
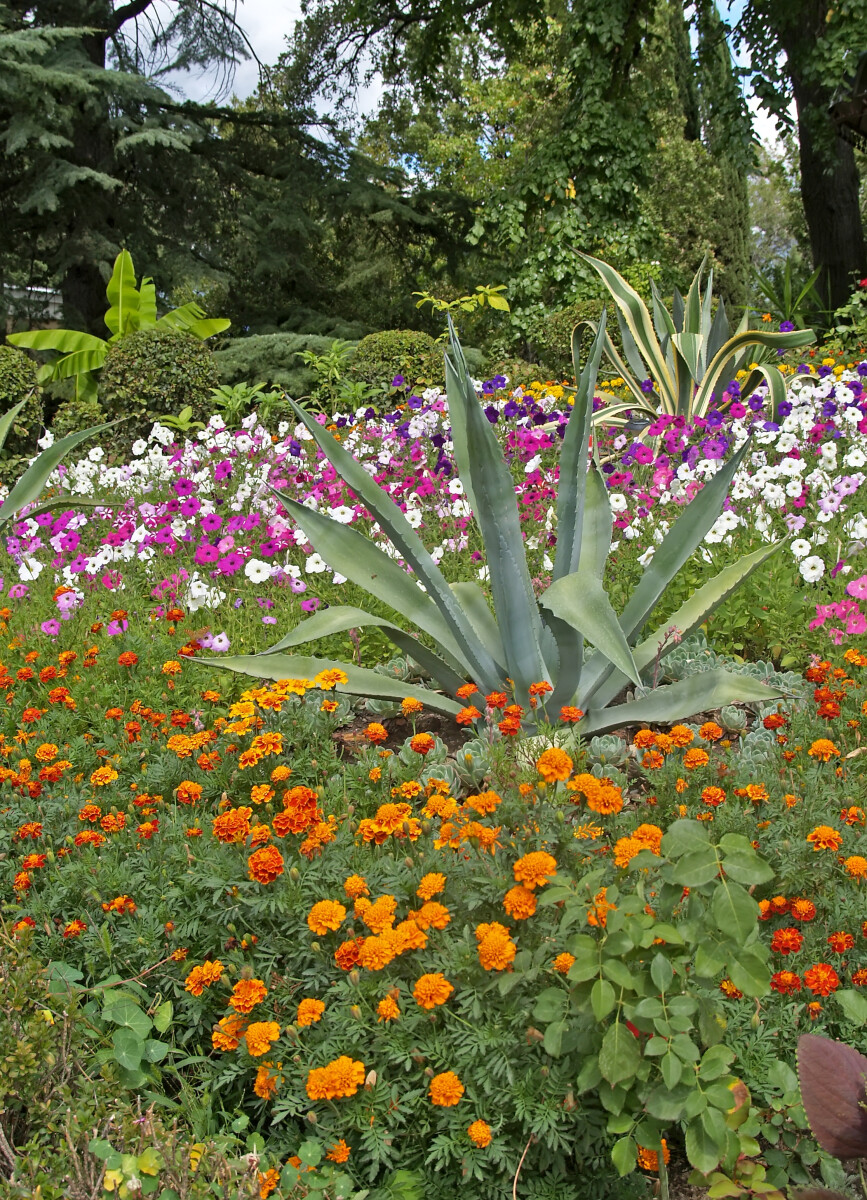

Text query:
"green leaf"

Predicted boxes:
[[152, 1001, 173, 1033], [533, 988, 567, 1024], [104, 999, 152, 1039], [143, 1039, 169, 1063], [711, 880, 758, 943], [112, 1028, 144, 1070], [835, 989, 867, 1024], [104, 249, 140, 337], [646, 1085, 688, 1120], [297, 1139, 322, 1167], [650, 953, 674, 994], [0, 399, 28, 452], [540, 568, 640, 686], [543, 1019, 568, 1057], [720, 848, 775, 886], [601, 960, 636, 991], [598, 1021, 641, 1086], [667, 845, 720, 887], [686, 1118, 725, 1174], [200, 653, 462, 717], [591, 978, 617, 1021], [611, 1136, 637, 1177], [661, 1051, 682, 1089], [660, 819, 709, 857]]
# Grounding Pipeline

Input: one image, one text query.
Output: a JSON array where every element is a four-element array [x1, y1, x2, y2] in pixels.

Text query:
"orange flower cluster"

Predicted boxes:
[[307, 899, 347, 935], [229, 978, 268, 1013], [248, 844, 285, 884], [806, 825, 842, 852], [429, 1071, 464, 1106], [503, 885, 537, 920], [184, 959, 224, 996], [613, 824, 663, 869], [416, 872, 446, 900], [357, 802, 421, 844], [306, 1056, 365, 1100], [567, 773, 623, 815], [512, 851, 557, 890], [413, 972, 454, 1009], [535, 747, 573, 783], [475, 921, 516, 971], [244, 1021, 281, 1056], [296, 998, 325, 1026], [101, 894, 136, 915], [213, 806, 253, 844]]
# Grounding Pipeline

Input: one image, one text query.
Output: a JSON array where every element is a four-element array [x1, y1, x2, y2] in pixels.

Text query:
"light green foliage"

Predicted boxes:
[[8, 250, 230, 401], [212, 316, 785, 733], [0, 344, 43, 470], [350, 329, 444, 389], [414, 285, 510, 341], [576, 253, 815, 424], [99, 328, 219, 439], [213, 333, 359, 395], [210, 381, 290, 428]]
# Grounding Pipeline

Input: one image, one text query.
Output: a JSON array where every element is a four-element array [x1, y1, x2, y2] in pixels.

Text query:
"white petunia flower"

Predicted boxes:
[[244, 559, 272, 584], [799, 555, 825, 582], [790, 539, 812, 559]]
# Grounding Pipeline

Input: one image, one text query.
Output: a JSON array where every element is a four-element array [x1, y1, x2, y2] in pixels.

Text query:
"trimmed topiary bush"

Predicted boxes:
[[350, 329, 443, 389], [0, 344, 43, 459], [51, 394, 107, 441], [99, 328, 218, 438]]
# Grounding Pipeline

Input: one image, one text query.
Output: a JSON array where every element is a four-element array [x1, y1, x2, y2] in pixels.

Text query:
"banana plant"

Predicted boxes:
[[0, 399, 121, 531], [8, 250, 230, 401], [574, 253, 815, 427], [207, 313, 786, 734]]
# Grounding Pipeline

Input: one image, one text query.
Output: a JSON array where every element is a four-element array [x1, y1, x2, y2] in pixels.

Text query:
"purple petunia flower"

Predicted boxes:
[[173, 478, 195, 497], [41, 619, 60, 636], [300, 597, 321, 612]]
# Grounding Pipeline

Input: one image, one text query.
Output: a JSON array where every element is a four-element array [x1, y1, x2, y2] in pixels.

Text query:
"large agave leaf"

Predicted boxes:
[[104, 249, 139, 338], [272, 493, 472, 676], [696, 326, 814, 416], [540, 574, 640, 688], [577, 252, 675, 403], [588, 541, 783, 709], [280, 395, 502, 689], [259, 604, 467, 695], [704, 295, 731, 366], [199, 653, 463, 716], [700, 269, 714, 347], [445, 320, 548, 695], [0, 399, 27, 452], [574, 321, 651, 413], [683, 256, 707, 335], [0, 419, 121, 528], [552, 318, 606, 580], [579, 668, 785, 736], [448, 583, 506, 671], [617, 309, 652, 383]]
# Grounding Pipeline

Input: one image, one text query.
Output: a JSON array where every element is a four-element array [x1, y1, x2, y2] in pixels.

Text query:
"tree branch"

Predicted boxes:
[[109, 0, 156, 36]]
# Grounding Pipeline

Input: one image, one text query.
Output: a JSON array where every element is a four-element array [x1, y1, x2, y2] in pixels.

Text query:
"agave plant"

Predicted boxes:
[[0, 400, 120, 531], [208, 317, 786, 735], [575, 253, 815, 426], [8, 250, 230, 401]]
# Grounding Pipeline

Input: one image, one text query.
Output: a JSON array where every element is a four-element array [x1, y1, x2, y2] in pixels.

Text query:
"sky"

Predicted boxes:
[[171, 0, 786, 148]]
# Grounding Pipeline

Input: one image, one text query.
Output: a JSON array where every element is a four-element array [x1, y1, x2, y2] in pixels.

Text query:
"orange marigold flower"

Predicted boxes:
[[364, 722, 388, 744], [456, 682, 479, 700], [212, 1013, 247, 1051], [852, 969, 867, 986], [229, 978, 268, 1014], [334, 938, 365, 971], [254, 1065, 280, 1100], [16, 821, 42, 839], [326, 1140, 351, 1164], [840, 806, 866, 826], [343, 874, 369, 899], [485, 692, 508, 709], [409, 732, 435, 756], [176, 780, 203, 805], [34, 742, 57, 762], [770, 928, 803, 955], [410, 901, 450, 931], [413, 972, 454, 1009], [306, 1056, 365, 1100], [356, 934, 397, 970], [90, 765, 118, 786], [808, 738, 840, 762], [637, 1141, 670, 1172], [467, 1120, 492, 1148], [184, 959, 224, 996], [456, 705, 482, 725], [807, 825, 842, 852], [682, 748, 709, 770], [62, 919, 87, 938], [642, 750, 664, 770], [307, 899, 347, 935], [360, 895, 397, 935], [117, 651, 138, 667], [162, 660, 182, 676], [699, 721, 723, 741], [314, 668, 348, 690], [465, 789, 502, 816], [552, 952, 576, 974], [512, 851, 557, 890], [528, 681, 552, 699], [587, 887, 616, 928], [701, 786, 726, 807], [503, 884, 537, 920], [416, 872, 446, 900], [791, 898, 817, 922], [377, 995, 401, 1022], [248, 845, 285, 884], [827, 931, 855, 953], [536, 747, 573, 783], [720, 979, 743, 999], [632, 729, 656, 749], [559, 706, 584, 723], [803, 963, 841, 996], [244, 1021, 281, 1056], [296, 998, 326, 1026], [845, 856, 867, 878], [429, 1071, 464, 1106], [401, 696, 424, 715], [668, 724, 694, 747], [634, 824, 663, 854], [213, 806, 253, 844], [476, 929, 516, 971]]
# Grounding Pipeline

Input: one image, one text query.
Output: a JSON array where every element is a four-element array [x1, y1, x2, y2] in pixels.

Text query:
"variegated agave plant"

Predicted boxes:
[[575, 252, 815, 426], [210, 316, 786, 735]]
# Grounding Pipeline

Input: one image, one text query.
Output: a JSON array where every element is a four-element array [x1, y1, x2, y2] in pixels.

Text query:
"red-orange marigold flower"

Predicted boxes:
[[247, 844, 284, 884], [803, 963, 840, 996]]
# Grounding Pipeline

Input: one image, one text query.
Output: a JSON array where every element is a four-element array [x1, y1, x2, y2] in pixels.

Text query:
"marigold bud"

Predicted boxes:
[[306, 1111, 317, 1124], [289, 867, 300, 882], [349, 970, 360, 986]]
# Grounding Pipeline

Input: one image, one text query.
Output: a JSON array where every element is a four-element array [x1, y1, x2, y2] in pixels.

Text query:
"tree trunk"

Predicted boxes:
[[792, 74, 867, 313]]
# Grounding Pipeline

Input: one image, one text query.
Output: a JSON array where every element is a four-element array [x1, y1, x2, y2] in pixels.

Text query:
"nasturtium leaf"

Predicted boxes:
[[104, 999, 152, 1039], [598, 1021, 641, 1086], [298, 1140, 322, 1167], [112, 1028, 144, 1071], [152, 1001, 173, 1033], [144, 1039, 170, 1063], [137, 1147, 162, 1175]]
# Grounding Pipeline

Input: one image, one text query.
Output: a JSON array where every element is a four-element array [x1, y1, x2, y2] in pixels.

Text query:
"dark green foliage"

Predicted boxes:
[[487, 357, 547, 391], [99, 329, 218, 437], [350, 329, 443, 388], [528, 301, 617, 379], [213, 333, 359, 395], [0, 344, 42, 458], [50, 394, 107, 441]]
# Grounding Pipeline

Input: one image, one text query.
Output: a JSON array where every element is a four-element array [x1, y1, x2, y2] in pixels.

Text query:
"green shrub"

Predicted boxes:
[[487, 357, 547, 392], [0, 344, 43, 458], [99, 328, 218, 438], [50, 393, 107, 441], [528, 299, 623, 379], [350, 328, 443, 389], [213, 333, 358, 397]]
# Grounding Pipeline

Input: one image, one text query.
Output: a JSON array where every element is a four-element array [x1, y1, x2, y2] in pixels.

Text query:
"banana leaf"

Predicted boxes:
[[104, 248, 139, 338]]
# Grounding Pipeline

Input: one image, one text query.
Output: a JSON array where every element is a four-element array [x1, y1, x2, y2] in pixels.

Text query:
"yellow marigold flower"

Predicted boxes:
[[307, 899, 347, 935], [467, 1120, 492, 1147], [35, 742, 58, 762], [536, 747, 573, 783], [809, 738, 840, 761], [416, 872, 446, 900], [552, 952, 575, 974], [244, 1021, 281, 1057], [377, 995, 401, 1022], [807, 825, 842, 852], [90, 765, 118, 786], [343, 874, 369, 899], [314, 668, 348, 691], [401, 696, 424, 715], [845, 856, 867, 878], [413, 972, 454, 1009], [429, 1071, 464, 1106], [512, 851, 557, 890], [296, 998, 325, 1026], [503, 884, 537, 920], [306, 1056, 365, 1100], [229, 978, 267, 1014], [162, 660, 182, 676]]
